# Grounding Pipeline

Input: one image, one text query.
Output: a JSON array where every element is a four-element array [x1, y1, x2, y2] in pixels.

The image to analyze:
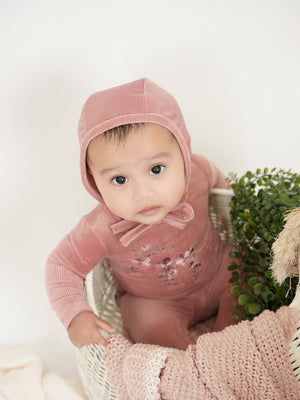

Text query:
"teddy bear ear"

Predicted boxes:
[[270, 208, 300, 284]]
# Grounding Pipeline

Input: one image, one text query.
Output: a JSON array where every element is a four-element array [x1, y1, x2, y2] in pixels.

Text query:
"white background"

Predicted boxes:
[[1, 0, 299, 382]]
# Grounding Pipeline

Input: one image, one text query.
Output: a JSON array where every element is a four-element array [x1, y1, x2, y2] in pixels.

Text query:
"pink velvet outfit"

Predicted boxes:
[[46, 78, 235, 350]]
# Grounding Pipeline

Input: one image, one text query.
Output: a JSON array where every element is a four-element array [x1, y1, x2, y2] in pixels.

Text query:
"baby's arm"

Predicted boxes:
[[46, 210, 115, 346]]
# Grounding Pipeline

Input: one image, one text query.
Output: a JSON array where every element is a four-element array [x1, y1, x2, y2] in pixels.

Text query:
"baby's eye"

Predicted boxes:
[[112, 176, 128, 185], [150, 165, 165, 175]]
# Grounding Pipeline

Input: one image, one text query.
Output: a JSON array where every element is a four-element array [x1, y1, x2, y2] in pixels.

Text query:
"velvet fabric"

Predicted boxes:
[[46, 78, 234, 346]]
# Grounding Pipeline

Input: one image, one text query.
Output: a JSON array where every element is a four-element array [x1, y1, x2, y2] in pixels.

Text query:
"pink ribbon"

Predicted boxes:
[[111, 202, 194, 247]]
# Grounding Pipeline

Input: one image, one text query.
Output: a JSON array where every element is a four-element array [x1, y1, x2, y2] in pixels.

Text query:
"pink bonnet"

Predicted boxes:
[[78, 78, 192, 202]]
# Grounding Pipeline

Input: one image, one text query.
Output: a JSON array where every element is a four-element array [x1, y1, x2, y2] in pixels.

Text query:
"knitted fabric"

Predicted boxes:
[[104, 307, 300, 400], [0, 348, 84, 400], [105, 338, 174, 400]]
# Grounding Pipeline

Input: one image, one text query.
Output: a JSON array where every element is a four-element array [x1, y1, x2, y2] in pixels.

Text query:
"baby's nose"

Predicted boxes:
[[132, 181, 155, 202]]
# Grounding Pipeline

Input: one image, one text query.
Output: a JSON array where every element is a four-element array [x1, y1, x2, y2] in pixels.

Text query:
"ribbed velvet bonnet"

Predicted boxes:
[[78, 78, 192, 202]]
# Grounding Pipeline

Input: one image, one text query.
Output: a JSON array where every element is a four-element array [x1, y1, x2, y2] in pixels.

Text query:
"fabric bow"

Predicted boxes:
[[111, 202, 194, 247]]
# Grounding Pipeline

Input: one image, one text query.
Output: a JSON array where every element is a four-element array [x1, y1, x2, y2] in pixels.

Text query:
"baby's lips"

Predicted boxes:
[[138, 205, 161, 216]]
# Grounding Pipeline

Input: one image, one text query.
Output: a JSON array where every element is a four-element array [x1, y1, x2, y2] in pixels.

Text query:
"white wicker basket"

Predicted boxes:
[[76, 188, 300, 399], [76, 259, 123, 400]]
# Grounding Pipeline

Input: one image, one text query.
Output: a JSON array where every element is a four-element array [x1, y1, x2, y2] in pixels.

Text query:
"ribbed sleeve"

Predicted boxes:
[[45, 211, 108, 329]]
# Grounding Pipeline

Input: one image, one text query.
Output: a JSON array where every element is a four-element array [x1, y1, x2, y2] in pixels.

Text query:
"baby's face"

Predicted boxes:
[[87, 124, 186, 225]]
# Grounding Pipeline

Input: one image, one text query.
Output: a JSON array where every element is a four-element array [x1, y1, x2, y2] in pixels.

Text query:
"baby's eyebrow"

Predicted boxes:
[[147, 152, 171, 160], [100, 164, 122, 176]]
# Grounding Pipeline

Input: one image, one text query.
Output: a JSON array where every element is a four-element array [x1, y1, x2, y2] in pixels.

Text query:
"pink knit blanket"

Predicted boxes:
[[105, 307, 300, 400]]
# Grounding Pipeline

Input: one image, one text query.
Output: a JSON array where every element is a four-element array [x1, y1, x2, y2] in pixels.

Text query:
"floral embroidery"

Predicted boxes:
[[190, 261, 202, 280], [131, 243, 175, 260], [132, 257, 151, 267], [128, 240, 202, 282], [155, 257, 177, 284], [174, 241, 202, 281]]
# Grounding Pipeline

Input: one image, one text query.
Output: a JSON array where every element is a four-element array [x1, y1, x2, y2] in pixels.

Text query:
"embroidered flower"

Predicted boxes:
[[190, 261, 202, 280], [132, 257, 151, 267], [184, 249, 191, 258], [175, 255, 185, 266], [142, 257, 151, 267], [175, 248, 192, 265], [156, 257, 177, 282], [141, 244, 151, 252], [131, 243, 174, 260]]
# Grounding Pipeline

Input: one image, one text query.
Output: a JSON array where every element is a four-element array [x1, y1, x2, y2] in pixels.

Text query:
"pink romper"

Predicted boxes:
[[46, 78, 236, 349]]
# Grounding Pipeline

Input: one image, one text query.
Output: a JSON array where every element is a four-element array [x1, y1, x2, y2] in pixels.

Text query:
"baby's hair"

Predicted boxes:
[[102, 123, 145, 143], [86, 123, 145, 172]]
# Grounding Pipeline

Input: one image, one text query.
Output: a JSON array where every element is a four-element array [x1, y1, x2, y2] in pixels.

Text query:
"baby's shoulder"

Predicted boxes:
[[82, 203, 114, 228], [191, 153, 209, 167], [191, 153, 212, 179]]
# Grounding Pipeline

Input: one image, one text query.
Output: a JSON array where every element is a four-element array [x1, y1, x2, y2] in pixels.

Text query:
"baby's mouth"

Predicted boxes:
[[138, 206, 161, 216]]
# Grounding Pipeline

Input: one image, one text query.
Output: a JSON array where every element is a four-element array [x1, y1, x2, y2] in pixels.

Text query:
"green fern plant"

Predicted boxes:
[[228, 167, 300, 321]]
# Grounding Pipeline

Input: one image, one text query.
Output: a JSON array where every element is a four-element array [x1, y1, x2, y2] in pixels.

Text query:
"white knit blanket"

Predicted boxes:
[[0, 348, 84, 400]]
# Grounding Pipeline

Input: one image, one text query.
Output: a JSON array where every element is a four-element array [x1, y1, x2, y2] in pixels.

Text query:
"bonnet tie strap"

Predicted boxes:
[[111, 202, 194, 247]]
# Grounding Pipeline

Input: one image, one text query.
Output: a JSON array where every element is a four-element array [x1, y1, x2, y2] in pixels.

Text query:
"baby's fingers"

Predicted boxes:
[[95, 318, 116, 334], [90, 328, 108, 346]]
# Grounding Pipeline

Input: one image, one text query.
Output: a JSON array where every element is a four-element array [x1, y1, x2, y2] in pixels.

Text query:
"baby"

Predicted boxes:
[[46, 78, 236, 350]]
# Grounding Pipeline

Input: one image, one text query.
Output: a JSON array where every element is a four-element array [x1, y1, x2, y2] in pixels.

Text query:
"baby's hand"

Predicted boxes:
[[68, 311, 116, 347]]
